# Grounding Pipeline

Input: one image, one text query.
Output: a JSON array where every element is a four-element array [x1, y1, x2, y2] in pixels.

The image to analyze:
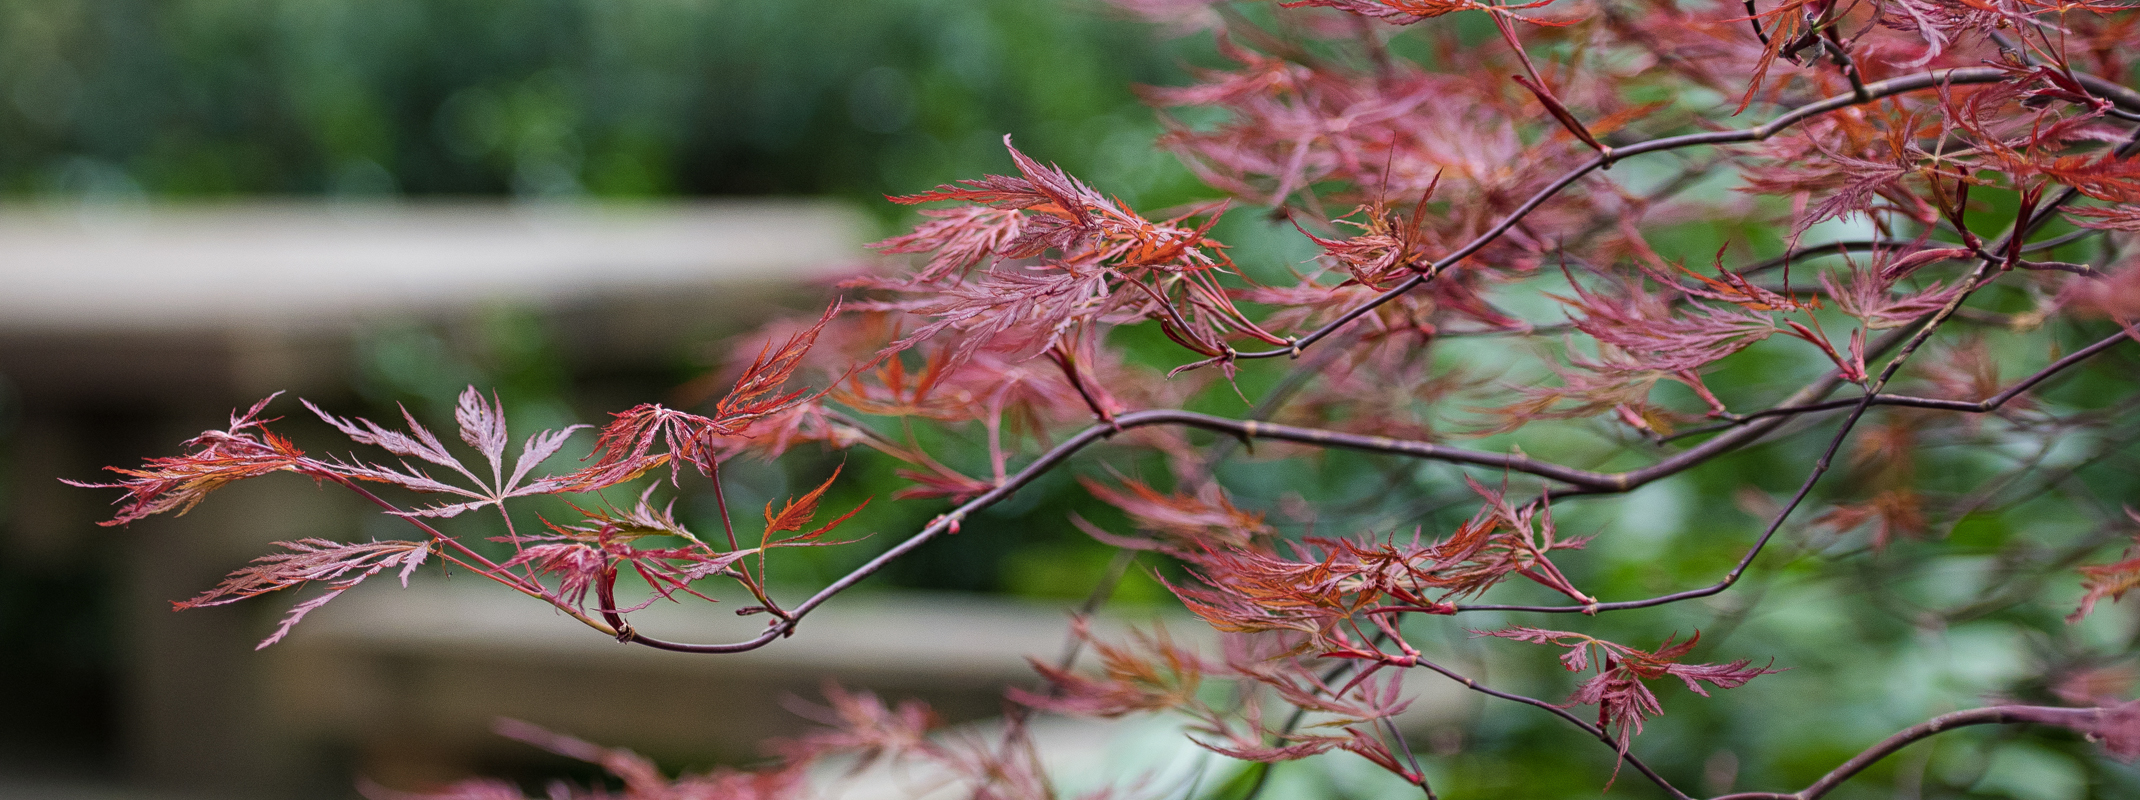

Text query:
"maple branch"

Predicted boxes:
[[1378, 715, 1434, 799], [1409, 655, 1693, 800], [602, 384, 1869, 646], [1464, 117, 2140, 615], [1821, 26, 1870, 104], [581, 291, 1944, 652], [605, 405, 1618, 651], [1660, 330, 2132, 441], [606, 91, 2140, 656], [607, 370, 1882, 651], [1736, 238, 1903, 276], [1225, 67, 2140, 365], [324, 474, 618, 637], [2019, 226, 2110, 254], [1741, 0, 1768, 47], [1728, 231, 2093, 285], [1708, 705, 2108, 800], [1047, 343, 1117, 424], [85, 7, 2140, 797], [1456, 317, 1925, 613], [705, 459, 742, 553], [1189, 326, 1362, 491]]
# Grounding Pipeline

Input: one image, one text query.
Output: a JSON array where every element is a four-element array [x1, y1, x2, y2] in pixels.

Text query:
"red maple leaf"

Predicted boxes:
[[1476, 627, 1780, 757]]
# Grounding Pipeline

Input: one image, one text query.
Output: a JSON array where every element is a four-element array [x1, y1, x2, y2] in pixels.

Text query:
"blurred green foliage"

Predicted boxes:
[[0, 0, 1205, 214]]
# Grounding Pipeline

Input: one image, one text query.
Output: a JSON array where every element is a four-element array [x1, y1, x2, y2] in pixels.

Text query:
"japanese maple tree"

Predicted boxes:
[[76, 0, 2140, 797]]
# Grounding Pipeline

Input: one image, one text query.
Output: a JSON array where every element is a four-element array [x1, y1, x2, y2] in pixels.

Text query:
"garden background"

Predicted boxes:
[[0, 2, 2132, 800]]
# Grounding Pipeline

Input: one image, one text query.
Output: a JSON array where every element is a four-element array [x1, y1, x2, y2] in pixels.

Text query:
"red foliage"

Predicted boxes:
[[1476, 627, 1779, 755], [81, 305, 858, 645], [70, 394, 311, 525], [76, 0, 2140, 795], [2070, 509, 2140, 623], [177, 539, 430, 649]]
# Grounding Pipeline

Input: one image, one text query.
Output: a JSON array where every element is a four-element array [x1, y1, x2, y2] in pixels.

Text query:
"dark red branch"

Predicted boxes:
[[600, 318, 2132, 648], [1710, 705, 2109, 800], [1661, 331, 2132, 442]]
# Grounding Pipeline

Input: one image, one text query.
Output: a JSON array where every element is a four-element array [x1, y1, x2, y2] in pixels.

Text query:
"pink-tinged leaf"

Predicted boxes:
[[1421, 480, 1593, 604], [176, 538, 432, 609], [1663, 658, 1777, 696], [1002, 136, 1098, 230], [385, 717, 813, 799], [393, 500, 493, 519], [455, 387, 510, 481], [1015, 656, 1198, 719], [716, 301, 841, 431], [2069, 511, 2140, 623], [306, 400, 464, 473], [507, 425, 589, 493], [1279, 0, 1551, 24], [2066, 205, 2140, 232], [1012, 619, 1208, 719], [305, 400, 501, 502], [558, 404, 718, 489], [770, 684, 940, 766], [174, 538, 431, 648], [779, 501, 870, 548], [1159, 482, 1593, 645], [2072, 558, 2140, 622], [2091, 701, 2140, 762], [890, 168, 1053, 210], [569, 484, 705, 542], [666, 549, 752, 583], [1569, 667, 1662, 753], [1298, 178, 1442, 291], [1197, 736, 1342, 762], [869, 206, 1026, 282], [501, 541, 608, 611], [765, 466, 842, 534], [498, 487, 751, 610], [1783, 319, 1867, 382], [2041, 151, 2140, 204], [1555, 271, 1777, 376], [1473, 624, 1588, 648], [1476, 627, 1778, 753], [763, 467, 869, 549], [1512, 74, 1605, 154], [1880, 247, 1976, 280], [862, 135, 1270, 374], [1825, 256, 1967, 330], [891, 462, 995, 502], [488, 719, 725, 799], [1080, 476, 1272, 551], [2059, 262, 2140, 333], [1642, 255, 1815, 313], [261, 591, 344, 649], [1815, 490, 1928, 551], [68, 394, 314, 525]]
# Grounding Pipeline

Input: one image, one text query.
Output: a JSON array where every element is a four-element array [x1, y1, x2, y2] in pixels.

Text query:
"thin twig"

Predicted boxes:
[[1658, 331, 2130, 443], [1410, 656, 1693, 800], [1710, 705, 2107, 800]]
